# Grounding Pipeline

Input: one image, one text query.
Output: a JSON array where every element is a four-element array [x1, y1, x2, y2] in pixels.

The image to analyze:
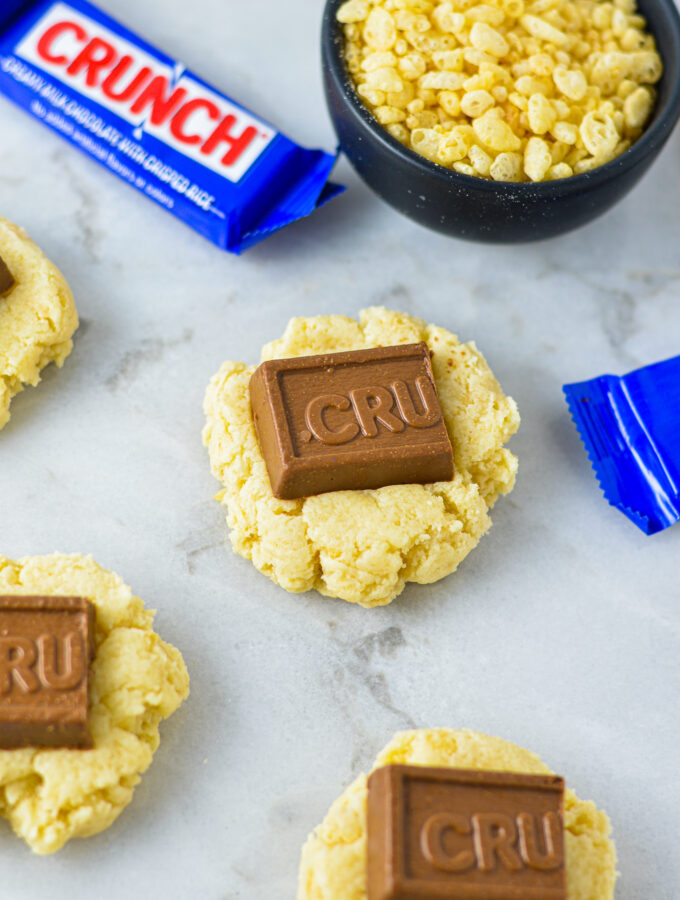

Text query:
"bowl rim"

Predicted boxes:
[[322, 0, 680, 196]]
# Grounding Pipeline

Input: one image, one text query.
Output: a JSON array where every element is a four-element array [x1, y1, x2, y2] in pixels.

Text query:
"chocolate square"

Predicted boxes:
[[0, 596, 96, 749], [367, 765, 566, 900], [249, 342, 454, 499], [0, 253, 14, 296]]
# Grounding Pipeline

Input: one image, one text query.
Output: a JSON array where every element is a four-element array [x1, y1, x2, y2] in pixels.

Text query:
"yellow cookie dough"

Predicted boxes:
[[0, 553, 189, 854], [298, 729, 617, 900], [203, 307, 519, 607], [0, 217, 78, 430]]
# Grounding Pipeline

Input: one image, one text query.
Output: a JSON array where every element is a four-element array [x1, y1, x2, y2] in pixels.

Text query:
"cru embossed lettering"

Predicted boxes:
[[0, 632, 86, 694], [421, 809, 563, 874], [304, 376, 441, 446]]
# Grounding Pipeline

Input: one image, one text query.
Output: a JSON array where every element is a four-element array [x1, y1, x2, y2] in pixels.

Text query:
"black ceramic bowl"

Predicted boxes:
[[322, 0, 680, 242]]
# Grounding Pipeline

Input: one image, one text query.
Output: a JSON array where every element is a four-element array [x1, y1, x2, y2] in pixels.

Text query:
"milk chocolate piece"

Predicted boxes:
[[0, 253, 14, 296], [367, 765, 566, 900], [249, 343, 454, 499], [0, 596, 96, 749]]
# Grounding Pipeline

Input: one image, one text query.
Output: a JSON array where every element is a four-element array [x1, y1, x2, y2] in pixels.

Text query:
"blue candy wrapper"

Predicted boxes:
[[564, 355, 680, 535], [0, 0, 343, 253]]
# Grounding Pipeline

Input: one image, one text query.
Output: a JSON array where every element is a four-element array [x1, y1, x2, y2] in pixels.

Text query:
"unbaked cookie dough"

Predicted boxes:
[[0, 217, 78, 430], [298, 729, 617, 900], [0, 553, 189, 854], [203, 307, 519, 607]]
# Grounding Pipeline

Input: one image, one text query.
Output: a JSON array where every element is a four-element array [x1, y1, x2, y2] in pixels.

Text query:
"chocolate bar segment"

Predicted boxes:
[[0, 596, 96, 749], [249, 343, 454, 499], [367, 765, 566, 900], [0, 253, 14, 296]]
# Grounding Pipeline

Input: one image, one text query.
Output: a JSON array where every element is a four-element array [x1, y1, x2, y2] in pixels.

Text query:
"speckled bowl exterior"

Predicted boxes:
[[322, 0, 680, 243]]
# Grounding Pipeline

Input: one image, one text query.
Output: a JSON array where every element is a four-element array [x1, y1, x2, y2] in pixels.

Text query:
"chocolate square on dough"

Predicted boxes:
[[249, 342, 454, 499], [0, 596, 96, 749], [0, 254, 14, 296], [367, 764, 566, 900]]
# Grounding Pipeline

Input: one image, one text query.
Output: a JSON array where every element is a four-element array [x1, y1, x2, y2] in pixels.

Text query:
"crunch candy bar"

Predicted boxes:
[[564, 354, 680, 535], [0, 0, 344, 253]]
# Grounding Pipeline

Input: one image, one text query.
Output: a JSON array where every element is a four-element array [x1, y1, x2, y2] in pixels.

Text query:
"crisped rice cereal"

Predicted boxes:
[[338, 0, 663, 181]]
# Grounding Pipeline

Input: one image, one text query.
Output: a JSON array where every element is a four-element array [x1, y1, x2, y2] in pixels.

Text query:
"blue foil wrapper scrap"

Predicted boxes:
[[564, 354, 680, 535], [0, 0, 343, 253]]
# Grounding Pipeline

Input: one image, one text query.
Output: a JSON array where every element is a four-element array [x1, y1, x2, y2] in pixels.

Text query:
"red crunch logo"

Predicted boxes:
[[37, 21, 256, 165], [20, 8, 272, 177]]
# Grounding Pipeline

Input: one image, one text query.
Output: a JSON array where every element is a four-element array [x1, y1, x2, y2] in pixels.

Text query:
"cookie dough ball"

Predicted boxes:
[[0, 217, 78, 430], [0, 554, 189, 854], [203, 307, 519, 607], [298, 729, 617, 900]]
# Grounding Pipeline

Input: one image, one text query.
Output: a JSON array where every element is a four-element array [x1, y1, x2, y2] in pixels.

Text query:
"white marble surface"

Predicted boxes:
[[1, 0, 679, 897]]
